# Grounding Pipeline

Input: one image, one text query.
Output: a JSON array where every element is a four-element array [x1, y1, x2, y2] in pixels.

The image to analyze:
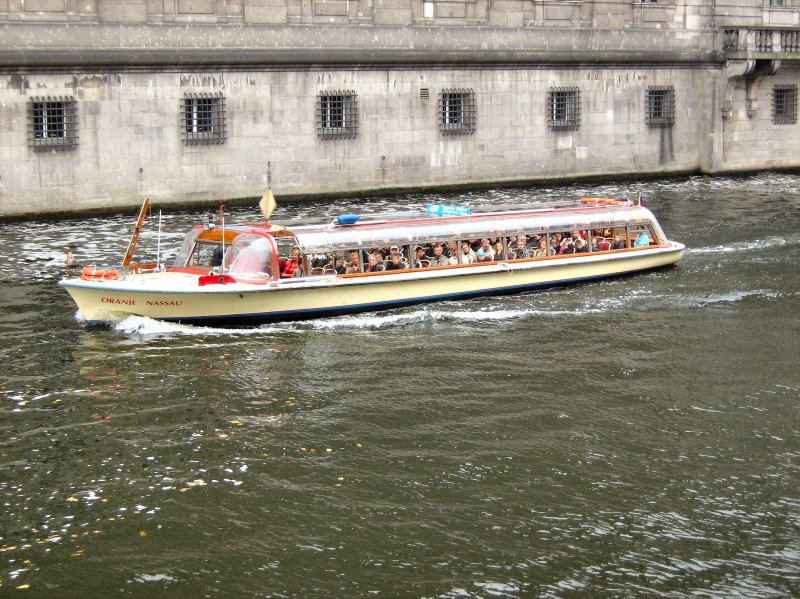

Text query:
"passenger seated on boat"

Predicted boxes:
[[512, 238, 529, 259], [611, 234, 626, 250], [389, 245, 404, 258], [445, 240, 459, 259], [459, 241, 476, 264], [365, 254, 385, 273], [532, 238, 549, 257], [346, 251, 362, 274], [591, 237, 601, 252], [429, 243, 451, 267], [210, 246, 224, 267], [573, 238, 588, 254], [414, 246, 428, 267], [550, 233, 564, 252], [230, 238, 273, 275], [384, 253, 407, 271], [281, 246, 304, 278], [476, 239, 495, 262], [634, 230, 651, 247], [333, 255, 347, 274], [494, 241, 505, 261]]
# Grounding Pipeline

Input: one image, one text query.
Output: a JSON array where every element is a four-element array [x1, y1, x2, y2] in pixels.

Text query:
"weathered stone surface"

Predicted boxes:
[[0, 0, 797, 216]]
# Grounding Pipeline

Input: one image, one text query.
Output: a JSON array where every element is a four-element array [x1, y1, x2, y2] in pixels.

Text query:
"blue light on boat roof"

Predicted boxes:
[[336, 214, 360, 225]]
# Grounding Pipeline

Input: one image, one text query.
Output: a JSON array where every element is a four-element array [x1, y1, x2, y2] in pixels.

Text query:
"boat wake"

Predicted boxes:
[[685, 234, 799, 255], [102, 283, 786, 337]]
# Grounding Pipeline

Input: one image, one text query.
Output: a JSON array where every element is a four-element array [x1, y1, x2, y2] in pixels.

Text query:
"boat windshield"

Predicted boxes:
[[225, 233, 275, 279], [172, 229, 224, 268]]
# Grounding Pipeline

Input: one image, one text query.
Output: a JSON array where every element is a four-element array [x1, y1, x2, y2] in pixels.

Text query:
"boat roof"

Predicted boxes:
[[268, 201, 660, 255]]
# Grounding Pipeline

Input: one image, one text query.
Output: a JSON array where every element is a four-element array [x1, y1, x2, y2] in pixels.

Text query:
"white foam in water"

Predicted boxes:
[[112, 315, 287, 337], [688, 235, 796, 255], [88, 282, 776, 338], [133, 573, 177, 583]]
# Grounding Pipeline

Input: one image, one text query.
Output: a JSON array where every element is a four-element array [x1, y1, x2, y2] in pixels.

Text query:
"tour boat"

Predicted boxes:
[[60, 192, 685, 326]]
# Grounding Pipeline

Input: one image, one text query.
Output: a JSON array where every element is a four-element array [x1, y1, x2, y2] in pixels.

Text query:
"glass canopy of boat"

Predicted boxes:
[[288, 206, 665, 255]]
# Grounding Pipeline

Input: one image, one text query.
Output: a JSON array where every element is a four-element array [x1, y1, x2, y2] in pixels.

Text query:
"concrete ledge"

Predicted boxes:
[[0, 22, 720, 68]]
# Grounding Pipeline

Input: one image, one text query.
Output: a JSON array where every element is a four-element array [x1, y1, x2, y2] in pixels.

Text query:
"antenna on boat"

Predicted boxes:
[[156, 210, 162, 271], [220, 205, 226, 275], [122, 196, 150, 274]]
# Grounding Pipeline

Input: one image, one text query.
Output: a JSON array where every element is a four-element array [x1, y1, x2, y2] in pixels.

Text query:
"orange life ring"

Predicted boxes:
[[580, 197, 623, 206], [81, 266, 120, 281]]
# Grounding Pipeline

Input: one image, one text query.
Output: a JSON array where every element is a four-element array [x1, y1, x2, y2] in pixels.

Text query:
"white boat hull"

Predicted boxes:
[[60, 244, 685, 326]]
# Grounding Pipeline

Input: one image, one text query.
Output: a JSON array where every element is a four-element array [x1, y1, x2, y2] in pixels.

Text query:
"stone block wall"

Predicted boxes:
[[0, 64, 723, 215], [0, 0, 798, 216]]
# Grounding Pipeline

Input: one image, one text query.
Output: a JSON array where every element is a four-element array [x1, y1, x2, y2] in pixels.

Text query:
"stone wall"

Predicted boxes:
[[1, 65, 717, 215], [0, 0, 798, 216]]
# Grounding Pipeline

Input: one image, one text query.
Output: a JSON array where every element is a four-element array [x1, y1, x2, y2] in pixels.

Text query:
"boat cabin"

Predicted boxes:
[[170, 201, 666, 283]]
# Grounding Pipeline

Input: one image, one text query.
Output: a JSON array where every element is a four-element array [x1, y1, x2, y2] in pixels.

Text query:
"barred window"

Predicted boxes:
[[439, 89, 476, 135], [181, 93, 226, 145], [317, 91, 358, 139], [773, 85, 797, 124], [547, 88, 580, 130], [28, 96, 78, 151], [645, 86, 675, 128]]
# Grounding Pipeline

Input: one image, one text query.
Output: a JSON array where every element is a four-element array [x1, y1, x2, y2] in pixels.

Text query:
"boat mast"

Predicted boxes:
[[122, 197, 150, 273], [220, 205, 226, 275]]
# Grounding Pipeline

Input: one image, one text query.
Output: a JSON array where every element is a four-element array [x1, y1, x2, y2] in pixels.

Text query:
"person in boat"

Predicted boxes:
[[512, 237, 529, 259], [573, 238, 589, 254], [611, 233, 627, 250], [476, 239, 495, 262], [459, 241, 476, 264], [429, 243, 450, 267], [333, 255, 347, 274], [533, 238, 549, 258], [557, 236, 573, 255], [445, 240, 459, 260], [211, 245, 224, 267], [634, 230, 651, 247], [384, 253, 407, 271], [365, 254, 385, 273], [494, 241, 505, 261], [414, 246, 429, 267], [281, 246, 304, 278], [346, 251, 361, 274], [232, 238, 272, 274]]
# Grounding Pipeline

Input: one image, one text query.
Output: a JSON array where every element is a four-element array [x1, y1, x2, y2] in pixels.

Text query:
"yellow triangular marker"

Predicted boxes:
[[259, 188, 277, 221]]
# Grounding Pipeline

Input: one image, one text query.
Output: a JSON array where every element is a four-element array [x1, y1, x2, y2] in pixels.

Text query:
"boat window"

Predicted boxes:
[[294, 207, 640, 254], [628, 224, 656, 247], [226, 234, 275, 279], [172, 229, 203, 267], [191, 240, 224, 268]]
